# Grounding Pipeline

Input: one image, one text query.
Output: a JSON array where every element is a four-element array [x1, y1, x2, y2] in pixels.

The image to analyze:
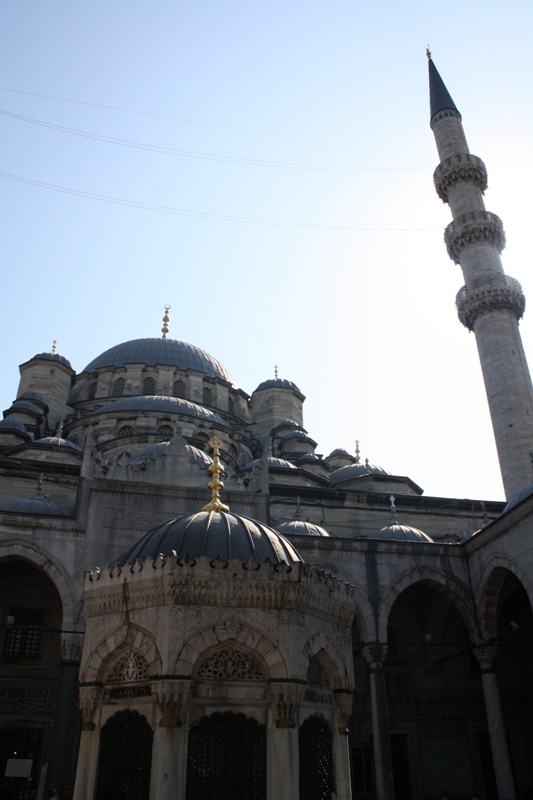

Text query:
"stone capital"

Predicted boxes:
[[361, 643, 387, 670], [79, 685, 103, 729], [151, 679, 190, 727], [474, 645, 498, 671], [334, 689, 353, 732], [270, 682, 304, 728]]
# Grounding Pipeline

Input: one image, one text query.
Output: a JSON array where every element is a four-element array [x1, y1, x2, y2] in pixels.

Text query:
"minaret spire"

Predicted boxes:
[[429, 57, 533, 500]]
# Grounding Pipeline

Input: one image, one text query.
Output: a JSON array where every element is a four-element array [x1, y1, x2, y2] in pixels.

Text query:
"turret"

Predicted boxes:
[[429, 52, 533, 499], [17, 345, 75, 431]]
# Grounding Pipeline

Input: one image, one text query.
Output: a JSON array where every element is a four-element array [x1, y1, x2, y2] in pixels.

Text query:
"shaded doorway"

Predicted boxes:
[[299, 717, 335, 800], [95, 709, 153, 800], [0, 727, 43, 800], [186, 711, 266, 800]]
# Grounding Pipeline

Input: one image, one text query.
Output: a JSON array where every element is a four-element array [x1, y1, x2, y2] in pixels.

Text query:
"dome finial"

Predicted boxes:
[[274, 364, 278, 379], [426, 45, 431, 59], [389, 494, 399, 524], [294, 495, 302, 521], [161, 305, 171, 339], [56, 419, 64, 438], [52, 340, 57, 354], [36, 473, 45, 497], [355, 439, 361, 464], [202, 435, 230, 513]]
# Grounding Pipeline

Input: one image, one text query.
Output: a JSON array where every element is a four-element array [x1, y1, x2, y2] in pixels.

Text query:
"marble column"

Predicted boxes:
[[149, 680, 190, 800], [72, 686, 102, 800], [362, 644, 395, 800], [475, 646, 516, 800], [267, 683, 301, 800], [47, 632, 83, 795], [333, 690, 354, 800]]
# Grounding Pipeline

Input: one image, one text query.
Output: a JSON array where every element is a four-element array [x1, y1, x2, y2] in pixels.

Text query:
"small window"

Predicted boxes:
[[3, 607, 44, 662], [112, 378, 125, 397], [118, 425, 134, 438], [173, 380, 186, 398], [158, 425, 174, 438], [142, 377, 156, 395], [202, 387, 212, 406], [88, 382, 97, 400], [196, 432, 209, 446]]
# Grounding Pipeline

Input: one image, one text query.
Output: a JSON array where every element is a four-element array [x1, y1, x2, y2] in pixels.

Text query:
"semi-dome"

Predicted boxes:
[[0, 496, 65, 516], [330, 462, 391, 483], [35, 436, 83, 453], [82, 338, 236, 386], [94, 396, 229, 427], [254, 378, 302, 394], [240, 456, 297, 471], [117, 511, 302, 566], [130, 442, 212, 469], [368, 523, 433, 543], [275, 520, 330, 537]]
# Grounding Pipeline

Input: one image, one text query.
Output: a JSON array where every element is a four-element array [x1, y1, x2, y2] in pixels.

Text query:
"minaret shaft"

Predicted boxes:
[[430, 60, 533, 499]]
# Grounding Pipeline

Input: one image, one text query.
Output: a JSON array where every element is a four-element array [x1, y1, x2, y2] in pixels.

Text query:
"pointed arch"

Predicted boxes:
[[83, 622, 161, 682], [474, 554, 533, 638], [302, 629, 352, 689]]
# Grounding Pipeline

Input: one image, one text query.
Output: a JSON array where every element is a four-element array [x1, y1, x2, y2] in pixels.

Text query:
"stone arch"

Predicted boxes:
[[377, 567, 477, 644], [174, 619, 287, 679], [83, 623, 161, 682], [302, 629, 351, 689], [0, 540, 78, 626], [475, 554, 533, 639]]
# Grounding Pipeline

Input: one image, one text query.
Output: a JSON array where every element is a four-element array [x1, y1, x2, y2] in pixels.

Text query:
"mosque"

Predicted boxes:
[[0, 57, 532, 800]]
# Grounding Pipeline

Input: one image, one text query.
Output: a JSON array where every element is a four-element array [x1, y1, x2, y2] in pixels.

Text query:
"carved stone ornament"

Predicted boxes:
[[361, 643, 388, 671], [271, 682, 304, 728], [445, 211, 506, 264], [334, 690, 354, 733], [107, 649, 149, 684], [151, 680, 189, 727], [195, 645, 264, 681], [433, 154, 488, 203], [79, 685, 103, 730], [456, 274, 525, 330], [474, 644, 498, 672]]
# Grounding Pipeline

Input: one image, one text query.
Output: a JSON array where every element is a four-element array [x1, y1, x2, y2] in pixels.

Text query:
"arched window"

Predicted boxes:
[[88, 382, 97, 400], [299, 717, 335, 800], [173, 379, 186, 398], [202, 387, 212, 406], [142, 377, 156, 395], [158, 425, 174, 439], [95, 710, 153, 800], [196, 432, 209, 447], [118, 425, 134, 438], [112, 378, 125, 397]]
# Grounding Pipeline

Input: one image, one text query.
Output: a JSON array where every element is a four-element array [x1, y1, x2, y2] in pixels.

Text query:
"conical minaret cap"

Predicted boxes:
[[428, 57, 459, 120]]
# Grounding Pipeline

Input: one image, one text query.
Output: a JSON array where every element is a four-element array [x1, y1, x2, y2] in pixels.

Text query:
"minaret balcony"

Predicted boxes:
[[445, 211, 506, 264], [456, 275, 525, 331], [433, 154, 487, 203]]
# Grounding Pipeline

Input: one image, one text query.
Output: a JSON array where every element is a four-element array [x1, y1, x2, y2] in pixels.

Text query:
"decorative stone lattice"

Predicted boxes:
[[445, 211, 506, 264], [433, 154, 488, 203], [107, 649, 149, 684], [195, 645, 264, 681], [307, 656, 330, 689], [456, 275, 525, 331]]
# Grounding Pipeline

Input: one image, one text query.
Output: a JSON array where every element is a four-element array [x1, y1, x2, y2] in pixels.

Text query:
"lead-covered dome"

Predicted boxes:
[[368, 523, 433, 543], [82, 338, 237, 387], [0, 497, 65, 516], [331, 462, 391, 483], [94, 396, 229, 427], [118, 511, 301, 566], [275, 520, 330, 537]]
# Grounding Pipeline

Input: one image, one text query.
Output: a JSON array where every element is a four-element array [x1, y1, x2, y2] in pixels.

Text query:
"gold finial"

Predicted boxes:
[[161, 305, 171, 339], [52, 340, 57, 354], [426, 45, 431, 59], [274, 365, 279, 380], [355, 439, 361, 464], [202, 435, 230, 513]]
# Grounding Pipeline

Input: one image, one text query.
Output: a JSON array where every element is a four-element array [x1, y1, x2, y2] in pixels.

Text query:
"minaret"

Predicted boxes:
[[428, 52, 533, 500]]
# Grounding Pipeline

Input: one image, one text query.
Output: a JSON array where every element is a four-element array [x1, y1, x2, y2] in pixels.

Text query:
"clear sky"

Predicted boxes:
[[1, 1, 532, 502]]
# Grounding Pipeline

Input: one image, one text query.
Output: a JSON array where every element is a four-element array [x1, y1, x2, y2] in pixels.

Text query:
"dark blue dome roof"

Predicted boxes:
[[36, 436, 83, 453], [255, 379, 302, 394], [29, 352, 73, 369], [368, 523, 433, 543], [10, 400, 42, 415], [94, 396, 229, 427], [331, 462, 391, 484], [0, 497, 65, 516], [275, 520, 330, 537], [0, 418, 29, 437], [118, 511, 301, 566], [130, 441, 212, 469], [241, 456, 297, 470], [19, 391, 46, 404], [328, 448, 352, 458], [82, 338, 236, 386]]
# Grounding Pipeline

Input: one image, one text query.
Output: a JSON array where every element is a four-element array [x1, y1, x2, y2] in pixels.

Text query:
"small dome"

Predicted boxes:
[[94, 396, 229, 427], [0, 497, 65, 516], [117, 511, 302, 566], [330, 462, 391, 483], [82, 338, 236, 386], [272, 419, 306, 433], [28, 352, 73, 370], [35, 436, 83, 453], [241, 456, 297, 471], [19, 391, 46, 404], [10, 400, 42, 415], [275, 520, 330, 537], [0, 418, 30, 439], [254, 378, 302, 394], [328, 448, 351, 458], [503, 482, 533, 513], [129, 442, 212, 469], [282, 431, 315, 443], [368, 523, 433, 543]]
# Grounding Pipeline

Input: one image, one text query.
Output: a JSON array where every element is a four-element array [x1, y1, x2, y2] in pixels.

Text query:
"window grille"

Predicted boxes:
[[196, 432, 209, 445], [95, 710, 153, 800], [3, 608, 44, 662], [350, 744, 376, 793], [112, 378, 125, 397], [142, 377, 156, 395], [118, 425, 134, 438], [299, 717, 335, 800], [88, 382, 97, 400], [107, 649, 149, 683], [196, 645, 264, 680], [202, 387, 212, 405], [173, 379, 186, 398]]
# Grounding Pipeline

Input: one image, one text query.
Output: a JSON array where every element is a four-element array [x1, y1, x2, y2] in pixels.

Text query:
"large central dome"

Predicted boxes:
[[82, 338, 237, 386]]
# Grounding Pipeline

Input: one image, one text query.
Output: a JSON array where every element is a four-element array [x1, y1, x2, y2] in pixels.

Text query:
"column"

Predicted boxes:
[[333, 690, 354, 800], [475, 646, 516, 800], [362, 644, 394, 800], [47, 632, 83, 795], [267, 683, 301, 800], [72, 686, 102, 800], [150, 680, 190, 800]]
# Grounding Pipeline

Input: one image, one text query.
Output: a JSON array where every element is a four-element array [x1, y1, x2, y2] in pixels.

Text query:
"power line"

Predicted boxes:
[[0, 171, 436, 231], [0, 109, 429, 173]]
